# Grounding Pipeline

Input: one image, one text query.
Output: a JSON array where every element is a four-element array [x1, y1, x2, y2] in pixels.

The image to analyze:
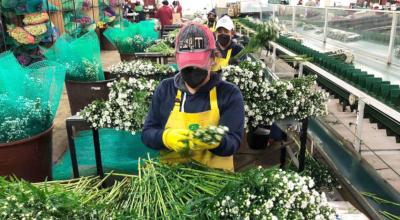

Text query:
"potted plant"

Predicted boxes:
[[107, 59, 176, 81], [44, 31, 113, 116], [0, 52, 66, 182], [103, 20, 159, 62], [96, 16, 117, 51], [222, 59, 328, 149]]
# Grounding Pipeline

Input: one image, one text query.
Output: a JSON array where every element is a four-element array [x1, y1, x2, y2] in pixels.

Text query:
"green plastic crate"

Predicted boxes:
[[366, 77, 381, 92], [390, 89, 400, 107], [373, 81, 390, 98]]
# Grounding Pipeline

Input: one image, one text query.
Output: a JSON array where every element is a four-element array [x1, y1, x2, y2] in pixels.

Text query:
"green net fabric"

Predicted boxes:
[[44, 30, 104, 82], [52, 129, 159, 180], [0, 52, 66, 143], [103, 19, 159, 54]]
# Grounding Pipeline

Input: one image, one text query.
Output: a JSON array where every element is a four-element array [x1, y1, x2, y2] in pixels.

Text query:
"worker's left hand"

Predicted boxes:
[[190, 138, 221, 151]]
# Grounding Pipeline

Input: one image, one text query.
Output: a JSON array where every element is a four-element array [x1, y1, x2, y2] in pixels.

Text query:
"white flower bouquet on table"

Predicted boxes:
[[222, 61, 328, 131], [79, 77, 158, 133], [196, 168, 336, 219], [109, 60, 175, 81]]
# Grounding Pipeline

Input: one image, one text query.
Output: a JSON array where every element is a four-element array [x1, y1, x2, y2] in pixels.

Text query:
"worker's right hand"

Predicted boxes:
[[162, 129, 192, 152]]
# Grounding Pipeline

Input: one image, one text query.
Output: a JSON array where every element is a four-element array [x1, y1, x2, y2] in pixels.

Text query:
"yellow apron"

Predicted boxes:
[[211, 48, 232, 72], [208, 21, 216, 32], [160, 87, 234, 170]]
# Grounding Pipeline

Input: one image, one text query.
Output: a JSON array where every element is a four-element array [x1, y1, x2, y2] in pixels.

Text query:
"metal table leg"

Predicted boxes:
[[280, 141, 287, 169], [298, 118, 309, 172], [92, 128, 104, 178], [66, 122, 80, 178]]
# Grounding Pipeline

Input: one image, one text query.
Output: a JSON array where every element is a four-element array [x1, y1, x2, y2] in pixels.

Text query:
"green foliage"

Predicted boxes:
[[145, 40, 175, 56], [289, 154, 340, 191], [235, 18, 280, 59]]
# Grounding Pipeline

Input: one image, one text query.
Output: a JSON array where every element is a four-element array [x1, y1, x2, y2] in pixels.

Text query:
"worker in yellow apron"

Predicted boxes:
[[207, 10, 217, 32], [142, 23, 245, 171], [211, 15, 245, 72]]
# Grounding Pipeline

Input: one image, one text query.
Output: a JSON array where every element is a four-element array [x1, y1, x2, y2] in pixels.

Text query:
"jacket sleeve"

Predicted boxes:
[[141, 82, 167, 151], [210, 85, 244, 156]]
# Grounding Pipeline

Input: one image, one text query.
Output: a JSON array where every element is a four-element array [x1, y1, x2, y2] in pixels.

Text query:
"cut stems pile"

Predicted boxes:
[[0, 159, 336, 219]]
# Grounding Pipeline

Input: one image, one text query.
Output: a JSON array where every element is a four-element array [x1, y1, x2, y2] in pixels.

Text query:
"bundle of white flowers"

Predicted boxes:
[[79, 77, 158, 133], [202, 168, 336, 220], [109, 60, 175, 80], [222, 61, 328, 131]]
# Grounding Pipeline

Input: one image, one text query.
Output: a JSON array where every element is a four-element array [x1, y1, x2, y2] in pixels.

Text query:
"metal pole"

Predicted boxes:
[[298, 118, 309, 172], [0, 8, 7, 51], [323, 7, 328, 44], [73, 0, 78, 38], [91, 0, 95, 22], [272, 4, 275, 18], [280, 142, 287, 168], [298, 63, 303, 77], [119, 0, 122, 28], [354, 99, 365, 153], [66, 123, 80, 178], [92, 128, 104, 178], [387, 12, 398, 65], [272, 44, 277, 72], [292, 5, 296, 32]]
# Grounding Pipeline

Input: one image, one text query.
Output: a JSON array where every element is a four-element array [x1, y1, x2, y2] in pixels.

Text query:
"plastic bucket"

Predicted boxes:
[[0, 126, 53, 182], [97, 28, 116, 51], [247, 127, 270, 150], [65, 79, 115, 116]]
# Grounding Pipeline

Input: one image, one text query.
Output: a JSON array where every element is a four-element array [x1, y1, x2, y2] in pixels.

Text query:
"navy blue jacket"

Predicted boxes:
[[216, 41, 244, 65], [141, 73, 245, 156]]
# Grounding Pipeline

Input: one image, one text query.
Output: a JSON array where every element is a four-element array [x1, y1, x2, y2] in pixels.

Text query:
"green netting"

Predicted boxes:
[[61, 0, 85, 11], [44, 30, 104, 82], [52, 129, 159, 180], [1, 0, 58, 14], [0, 51, 66, 143], [103, 19, 159, 54]]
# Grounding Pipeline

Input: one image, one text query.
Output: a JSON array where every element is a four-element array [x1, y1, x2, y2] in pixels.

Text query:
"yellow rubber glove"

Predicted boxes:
[[162, 129, 192, 152], [190, 138, 221, 151]]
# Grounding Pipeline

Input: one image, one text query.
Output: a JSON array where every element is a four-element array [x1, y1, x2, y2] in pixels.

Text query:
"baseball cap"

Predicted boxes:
[[216, 15, 234, 31], [175, 23, 216, 71]]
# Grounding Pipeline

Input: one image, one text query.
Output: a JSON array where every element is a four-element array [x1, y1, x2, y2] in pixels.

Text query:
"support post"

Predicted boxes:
[[323, 7, 328, 44], [387, 12, 398, 65], [298, 63, 303, 77], [298, 118, 309, 172], [66, 122, 80, 178], [354, 99, 365, 153], [272, 44, 277, 72], [280, 142, 287, 169], [272, 5, 275, 18], [92, 128, 104, 178]]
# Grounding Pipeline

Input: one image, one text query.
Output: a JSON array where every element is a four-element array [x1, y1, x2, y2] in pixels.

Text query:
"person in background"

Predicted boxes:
[[207, 10, 217, 32], [142, 23, 244, 171], [172, 1, 182, 18], [135, 0, 145, 22], [155, 0, 173, 28], [123, 0, 134, 20], [211, 15, 244, 72]]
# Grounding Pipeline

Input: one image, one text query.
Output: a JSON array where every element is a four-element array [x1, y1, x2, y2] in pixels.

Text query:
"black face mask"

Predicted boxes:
[[181, 67, 208, 89], [208, 18, 215, 24], [217, 34, 231, 47]]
